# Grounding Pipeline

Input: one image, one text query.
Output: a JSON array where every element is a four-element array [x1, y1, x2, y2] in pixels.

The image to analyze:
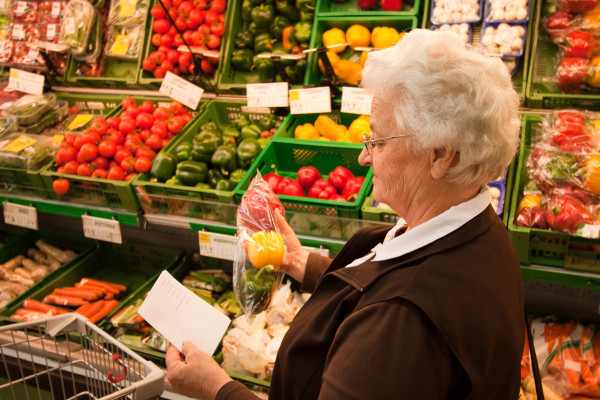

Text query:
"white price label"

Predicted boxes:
[[159, 71, 203, 111], [199, 232, 237, 260], [246, 82, 289, 108], [304, 246, 330, 258], [3, 202, 37, 230], [27, 48, 39, 60], [7, 68, 45, 96], [14, 1, 26, 15], [12, 24, 25, 40], [51, 2, 61, 17], [47, 24, 57, 41], [341, 87, 373, 115], [289, 87, 331, 115], [577, 224, 600, 239], [82, 215, 122, 244]]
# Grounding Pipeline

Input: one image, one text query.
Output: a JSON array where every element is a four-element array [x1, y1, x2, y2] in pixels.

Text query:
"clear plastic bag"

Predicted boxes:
[[104, 25, 143, 60], [107, 0, 147, 26], [233, 172, 286, 318]]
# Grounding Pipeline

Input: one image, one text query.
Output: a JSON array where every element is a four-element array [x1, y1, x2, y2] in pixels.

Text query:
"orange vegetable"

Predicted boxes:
[[88, 299, 119, 324], [283, 26, 295, 50], [23, 299, 68, 315]]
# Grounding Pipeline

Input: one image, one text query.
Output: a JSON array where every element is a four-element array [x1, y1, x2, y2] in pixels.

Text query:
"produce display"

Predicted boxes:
[[293, 113, 369, 142]]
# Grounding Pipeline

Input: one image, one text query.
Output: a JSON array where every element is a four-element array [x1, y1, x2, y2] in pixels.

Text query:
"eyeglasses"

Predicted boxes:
[[362, 133, 411, 155]]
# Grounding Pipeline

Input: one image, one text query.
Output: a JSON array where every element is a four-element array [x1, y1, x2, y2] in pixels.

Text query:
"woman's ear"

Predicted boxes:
[[430, 148, 458, 180]]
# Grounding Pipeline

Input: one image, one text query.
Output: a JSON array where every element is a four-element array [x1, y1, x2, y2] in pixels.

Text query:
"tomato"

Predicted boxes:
[[80, 130, 100, 145], [210, 21, 225, 37], [153, 18, 171, 34], [121, 97, 137, 110], [168, 101, 184, 115], [153, 106, 170, 120], [106, 117, 121, 130], [92, 156, 109, 170], [166, 49, 180, 64], [63, 160, 79, 174], [105, 129, 124, 144], [140, 100, 155, 114], [161, 33, 175, 48], [189, 9, 204, 27], [119, 119, 137, 134], [77, 143, 98, 163], [192, 30, 206, 46], [125, 173, 137, 182], [52, 179, 70, 195], [142, 57, 156, 72], [145, 134, 163, 151], [167, 116, 184, 133], [154, 67, 168, 79], [76, 163, 93, 176], [73, 135, 84, 150], [136, 145, 156, 160], [179, 52, 192, 65], [193, 0, 206, 8], [91, 169, 108, 179], [64, 133, 77, 146], [206, 34, 220, 49], [97, 139, 117, 158], [127, 106, 142, 118], [107, 165, 125, 181], [150, 4, 165, 18], [152, 33, 162, 47], [134, 156, 152, 173], [150, 50, 167, 64], [114, 149, 133, 164], [210, 0, 225, 13], [136, 112, 155, 130], [55, 146, 76, 166], [151, 120, 168, 137], [174, 34, 184, 48], [204, 10, 218, 25], [56, 167, 65, 173], [161, 60, 175, 72], [90, 117, 108, 135], [201, 58, 216, 74], [140, 129, 151, 141], [120, 157, 137, 174], [180, 112, 193, 124]]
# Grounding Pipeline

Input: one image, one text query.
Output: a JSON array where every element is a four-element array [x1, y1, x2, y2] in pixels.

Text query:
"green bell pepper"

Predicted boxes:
[[294, 21, 311, 43], [241, 123, 262, 139], [250, 4, 275, 28], [299, 10, 313, 20], [230, 168, 247, 186], [254, 32, 275, 53], [207, 169, 226, 188], [294, 57, 307, 79], [240, 265, 277, 313], [234, 114, 251, 131], [248, 21, 268, 36], [271, 45, 294, 67], [258, 114, 277, 130], [165, 176, 182, 185], [237, 138, 262, 169], [195, 182, 212, 190], [242, 0, 253, 22], [275, 0, 299, 21], [296, 0, 315, 12], [151, 151, 178, 181], [211, 144, 238, 174], [176, 160, 208, 186], [222, 126, 241, 143], [234, 30, 254, 49], [231, 49, 254, 71], [216, 179, 234, 191], [253, 55, 276, 81], [257, 137, 269, 149], [175, 141, 193, 161], [270, 15, 291, 39], [200, 121, 221, 135], [192, 131, 222, 163]]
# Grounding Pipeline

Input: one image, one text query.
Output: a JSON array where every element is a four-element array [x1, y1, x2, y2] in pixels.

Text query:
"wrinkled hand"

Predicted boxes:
[[165, 341, 232, 400], [273, 209, 308, 283]]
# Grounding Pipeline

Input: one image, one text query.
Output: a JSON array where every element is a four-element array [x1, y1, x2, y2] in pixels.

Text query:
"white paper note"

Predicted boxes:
[[138, 270, 231, 354]]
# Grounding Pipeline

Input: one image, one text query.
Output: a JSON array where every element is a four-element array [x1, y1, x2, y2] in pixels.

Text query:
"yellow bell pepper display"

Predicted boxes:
[[346, 25, 371, 50], [294, 123, 320, 140], [371, 27, 403, 49], [348, 117, 370, 143], [247, 231, 285, 270], [314, 115, 347, 141], [587, 56, 600, 88], [359, 50, 369, 67], [333, 59, 363, 85], [517, 193, 542, 213], [585, 154, 600, 194], [322, 28, 347, 53], [318, 51, 341, 75]]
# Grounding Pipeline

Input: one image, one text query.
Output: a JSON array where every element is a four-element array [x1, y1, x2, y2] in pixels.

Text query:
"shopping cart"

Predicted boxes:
[[0, 313, 164, 399]]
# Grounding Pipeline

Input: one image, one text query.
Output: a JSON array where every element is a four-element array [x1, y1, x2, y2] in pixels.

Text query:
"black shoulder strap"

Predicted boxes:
[[525, 308, 545, 400]]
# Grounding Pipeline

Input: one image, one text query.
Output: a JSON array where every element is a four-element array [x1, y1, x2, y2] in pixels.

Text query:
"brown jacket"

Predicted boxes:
[[218, 206, 525, 400]]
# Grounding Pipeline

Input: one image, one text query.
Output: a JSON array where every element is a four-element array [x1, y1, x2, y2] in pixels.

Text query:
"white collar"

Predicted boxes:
[[345, 188, 491, 267]]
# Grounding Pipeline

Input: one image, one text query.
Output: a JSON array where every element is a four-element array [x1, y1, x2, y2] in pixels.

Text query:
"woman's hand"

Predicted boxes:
[[165, 341, 232, 400], [274, 209, 309, 283]]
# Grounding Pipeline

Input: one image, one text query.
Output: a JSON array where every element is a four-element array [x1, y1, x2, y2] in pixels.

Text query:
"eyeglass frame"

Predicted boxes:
[[362, 133, 411, 155]]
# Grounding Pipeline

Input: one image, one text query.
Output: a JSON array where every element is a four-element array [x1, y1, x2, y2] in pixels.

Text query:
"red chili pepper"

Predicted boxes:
[[328, 166, 354, 194], [556, 57, 589, 87], [308, 179, 337, 199], [341, 176, 365, 201], [263, 172, 283, 193], [564, 30, 596, 58], [545, 195, 594, 234], [297, 166, 322, 191], [276, 178, 305, 197]]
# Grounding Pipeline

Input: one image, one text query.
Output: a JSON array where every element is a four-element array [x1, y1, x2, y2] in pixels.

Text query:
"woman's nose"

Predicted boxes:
[[358, 146, 371, 166]]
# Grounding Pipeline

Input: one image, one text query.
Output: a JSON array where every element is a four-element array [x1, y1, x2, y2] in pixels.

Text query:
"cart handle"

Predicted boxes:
[[107, 353, 128, 383]]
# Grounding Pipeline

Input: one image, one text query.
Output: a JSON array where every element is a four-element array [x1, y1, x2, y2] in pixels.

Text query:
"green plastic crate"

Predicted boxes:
[[0, 241, 184, 322], [0, 224, 32, 261], [316, 0, 421, 16], [0, 229, 97, 315], [273, 111, 365, 147], [507, 115, 600, 271], [360, 193, 401, 223], [305, 16, 418, 87], [132, 100, 283, 224], [235, 140, 373, 219], [0, 163, 52, 199]]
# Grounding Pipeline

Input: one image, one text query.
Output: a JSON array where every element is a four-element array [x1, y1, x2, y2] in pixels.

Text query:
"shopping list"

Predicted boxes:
[[138, 270, 231, 354]]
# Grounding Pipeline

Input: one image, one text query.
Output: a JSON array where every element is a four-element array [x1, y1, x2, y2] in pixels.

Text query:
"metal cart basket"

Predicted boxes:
[[0, 313, 164, 399]]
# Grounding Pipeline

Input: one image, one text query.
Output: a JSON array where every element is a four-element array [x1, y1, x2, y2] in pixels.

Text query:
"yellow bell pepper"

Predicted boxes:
[[247, 230, 285, 270], [318, 51, 341, 74], [348, 118, 370, 143], [371, 27, 402, 49], [338, 132, 352, 142], [517, 193, 542, 213], [314, 115, 347, 141], [359, 50, 370, 67], [346, 25, 370, 50], [583, 4, 600, 31], [294, 123, 320, 140], [318, 137, 330, 141], [322, 28, 347, 53], [358, 114, 370, 122], [333, 59, 363, 85], [587, 56, 600, 88], [585, 154, 600, 194]]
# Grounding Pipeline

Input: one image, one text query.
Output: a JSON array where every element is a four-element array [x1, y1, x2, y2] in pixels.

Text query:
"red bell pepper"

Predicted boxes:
[[276, 178, 305, 197], [556, 57, 589, 87], [328, 166, 354, 194], [341, 176, 365, 201], [564, 30, 596, 58], [308, 179, 337, 199], [515, 206, 548, 229], [263, 172, 283, 193], [562, 0, 598, 14], [545, 195, 594, 233], [329, 194, 347, 202], [552, 111, 590, 152], [238, 186, 286, 233], [546, 9, 574, 42], [297, 166, 322, 191]]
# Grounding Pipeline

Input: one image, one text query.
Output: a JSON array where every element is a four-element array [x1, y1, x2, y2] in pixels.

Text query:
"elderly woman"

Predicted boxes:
[[166, 29, 525, 400]]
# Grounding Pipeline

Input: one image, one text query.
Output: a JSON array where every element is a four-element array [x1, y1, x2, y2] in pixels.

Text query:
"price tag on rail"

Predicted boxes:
[[3, 202, 38, 230], [7, 68, 45, 96], [341, 87, 373, 115], [199, 232, 237, 261], [159, 71, 204, 111], [246, 82, 289, 108], [289, 87, 331, 114], [82, 215, 122, 244]]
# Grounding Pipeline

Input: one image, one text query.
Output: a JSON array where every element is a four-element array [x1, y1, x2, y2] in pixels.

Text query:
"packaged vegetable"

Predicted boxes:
[[234, 172, 286, 318], [0, 132, 55, 169], [3, 94, 56, 126], [59, 0, 97, 55], [107, 0, 148, 26], [72, 15, 101, 62], [39, 1, 66, 24], [104, 25, 143, 59]]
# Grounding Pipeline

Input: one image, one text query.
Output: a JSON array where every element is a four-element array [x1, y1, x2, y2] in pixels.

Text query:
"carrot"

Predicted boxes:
[[11, 309, 53, 321], [43, 294, 88, 307], [76, 300, 105, 319], [53, 287, 99, 301], [23, 299, 68, 315], [79, 278, 126, 293], [88, 299, 119, 324], [78, 280, 120, 295]]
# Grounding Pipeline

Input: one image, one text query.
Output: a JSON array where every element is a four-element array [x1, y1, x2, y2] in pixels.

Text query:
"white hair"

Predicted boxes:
[[361, 28, 521, 187]]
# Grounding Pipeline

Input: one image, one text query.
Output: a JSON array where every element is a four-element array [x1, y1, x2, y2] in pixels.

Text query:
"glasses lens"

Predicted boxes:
[[363, 134, 371, 155]]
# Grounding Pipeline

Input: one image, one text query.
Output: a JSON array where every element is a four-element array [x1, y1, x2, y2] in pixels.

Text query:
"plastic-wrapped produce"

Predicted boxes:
[[0, 132, 55, 169]]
